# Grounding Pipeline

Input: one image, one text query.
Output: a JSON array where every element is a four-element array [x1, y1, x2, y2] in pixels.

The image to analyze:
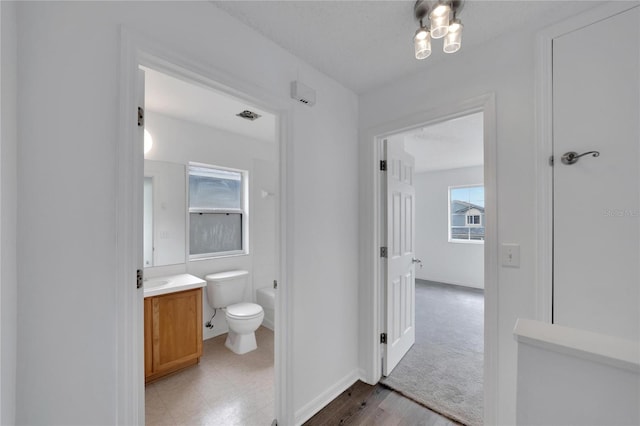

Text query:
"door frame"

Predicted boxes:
[[360, 93, 498, 425], [117, 28, 294, 425], [534, 2, 639, 324]]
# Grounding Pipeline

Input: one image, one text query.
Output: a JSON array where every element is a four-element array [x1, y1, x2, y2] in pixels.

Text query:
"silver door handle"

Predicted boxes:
[[412, 258, 423, 268], [561, 151, 600, 165]]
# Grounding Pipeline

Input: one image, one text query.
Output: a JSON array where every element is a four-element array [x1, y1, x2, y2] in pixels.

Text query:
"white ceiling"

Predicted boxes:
[[403, 112, 483, 173], [213, 0, 604, 94], [143, 1, 604, 149], [143, 66, 276, 143]]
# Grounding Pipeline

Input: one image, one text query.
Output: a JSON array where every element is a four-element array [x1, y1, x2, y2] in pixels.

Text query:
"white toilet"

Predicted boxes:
[[204, 270, 264, 355]]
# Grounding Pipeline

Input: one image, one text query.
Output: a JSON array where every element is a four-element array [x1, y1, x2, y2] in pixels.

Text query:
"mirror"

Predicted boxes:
[[144, 160, 186, 267]]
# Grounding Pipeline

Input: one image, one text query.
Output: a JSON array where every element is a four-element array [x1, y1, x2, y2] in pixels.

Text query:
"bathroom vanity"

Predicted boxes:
[[144, 274, 206, 383]]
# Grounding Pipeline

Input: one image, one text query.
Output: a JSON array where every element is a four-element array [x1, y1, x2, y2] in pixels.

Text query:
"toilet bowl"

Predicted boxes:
[[205, 270, 264, 355], [224, 302, 265, 354]]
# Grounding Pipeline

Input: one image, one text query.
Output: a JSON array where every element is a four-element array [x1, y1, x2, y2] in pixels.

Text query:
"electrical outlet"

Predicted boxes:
[[501, 243, 520, 268]]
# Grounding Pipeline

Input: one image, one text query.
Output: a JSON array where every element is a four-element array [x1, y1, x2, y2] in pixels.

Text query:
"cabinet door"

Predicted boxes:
[[152, 289, 203, 374], [144, 297, 153, 377]]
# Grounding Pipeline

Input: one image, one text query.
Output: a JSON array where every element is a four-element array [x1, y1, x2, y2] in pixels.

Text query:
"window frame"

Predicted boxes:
[[448, 184, 485, 244], [187, 162, 249, 260]]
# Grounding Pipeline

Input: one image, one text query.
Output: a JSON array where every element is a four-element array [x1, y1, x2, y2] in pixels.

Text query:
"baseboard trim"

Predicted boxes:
[[358, 368, 373, 384], [294, 369, 360, 425]]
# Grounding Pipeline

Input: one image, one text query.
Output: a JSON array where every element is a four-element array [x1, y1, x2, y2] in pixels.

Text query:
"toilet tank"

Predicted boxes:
[[204, 270, 249, 308]]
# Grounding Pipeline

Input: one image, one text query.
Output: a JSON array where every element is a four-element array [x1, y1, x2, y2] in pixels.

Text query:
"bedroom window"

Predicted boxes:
[[188, 163, 248, 259], [449, 185, 485, 242]]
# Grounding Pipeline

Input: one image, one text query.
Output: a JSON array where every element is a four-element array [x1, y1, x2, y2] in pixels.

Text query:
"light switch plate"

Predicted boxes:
[[501, 243, 520, 268]]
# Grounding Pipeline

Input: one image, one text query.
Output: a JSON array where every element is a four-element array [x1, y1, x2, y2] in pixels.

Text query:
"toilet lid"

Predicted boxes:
[[226, 303, 263, 319]]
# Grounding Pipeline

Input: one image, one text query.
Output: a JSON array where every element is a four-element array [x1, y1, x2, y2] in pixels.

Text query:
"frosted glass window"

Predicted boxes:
[[449, 185, 485, 242], [189, 167, 241, 210], [188, 164, 247, 258], [190, 213, 242, 254]]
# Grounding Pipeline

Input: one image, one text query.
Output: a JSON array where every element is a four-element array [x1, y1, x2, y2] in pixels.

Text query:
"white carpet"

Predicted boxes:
[[381, 280, 484, 426]]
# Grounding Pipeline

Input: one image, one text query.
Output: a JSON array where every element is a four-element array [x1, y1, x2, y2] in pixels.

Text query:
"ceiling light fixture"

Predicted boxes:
[[414, 23, 432, 59], [413, 0, 464, 59], [144, 129, 153, 154]]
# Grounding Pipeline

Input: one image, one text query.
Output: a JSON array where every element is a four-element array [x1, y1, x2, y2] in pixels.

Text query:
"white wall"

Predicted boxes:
[[289, 73, 360, 422], [414, 166, 484, 289], [517, 344, 639, 425], [1, 2, 17, 424], [144, 111, 278, 340], [359, 26, 539, 425], [14, 2, 359, 424], [515, 320, 640, 426]]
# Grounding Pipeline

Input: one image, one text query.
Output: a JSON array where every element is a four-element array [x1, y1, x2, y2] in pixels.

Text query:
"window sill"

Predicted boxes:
[[189, 252, 249, 262], [448, 239, 485, 245]]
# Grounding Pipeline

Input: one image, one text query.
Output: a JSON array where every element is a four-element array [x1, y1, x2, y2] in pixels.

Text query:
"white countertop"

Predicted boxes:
[[143, 273, 206, 298]]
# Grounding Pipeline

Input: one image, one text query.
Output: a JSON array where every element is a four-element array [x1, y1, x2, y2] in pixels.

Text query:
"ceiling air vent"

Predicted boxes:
[[236, 110, 261, 121]]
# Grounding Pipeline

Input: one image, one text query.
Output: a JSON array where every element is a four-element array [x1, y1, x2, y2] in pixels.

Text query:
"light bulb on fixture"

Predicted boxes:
[[144, 128, 153, 154], [414, 25, 428, 41], [443, 18, 463, 53], [414, 27, 432, 60], [429, 2, 451, 39]]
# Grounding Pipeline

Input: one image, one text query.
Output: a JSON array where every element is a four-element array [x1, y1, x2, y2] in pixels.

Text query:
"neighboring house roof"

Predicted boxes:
[[451, 200, 485, 214]]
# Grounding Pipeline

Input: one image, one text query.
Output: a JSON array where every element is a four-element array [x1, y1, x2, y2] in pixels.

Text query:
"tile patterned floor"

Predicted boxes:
[[146, 326, 274, 426]]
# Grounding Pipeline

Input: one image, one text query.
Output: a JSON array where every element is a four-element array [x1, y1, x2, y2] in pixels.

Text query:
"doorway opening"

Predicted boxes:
[[380, 112, 485, 426], [140, 64, 280, 425], [363, 93, 497, 425], [117, 33, 292, 425]]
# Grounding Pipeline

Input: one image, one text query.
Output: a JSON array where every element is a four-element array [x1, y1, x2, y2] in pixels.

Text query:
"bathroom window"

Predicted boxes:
[[449, 185, 485, 243], [188, 163, 248, 259]]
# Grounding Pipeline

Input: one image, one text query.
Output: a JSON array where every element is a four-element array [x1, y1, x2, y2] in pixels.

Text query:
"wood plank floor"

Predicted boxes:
[[304, 381, 462, 426]]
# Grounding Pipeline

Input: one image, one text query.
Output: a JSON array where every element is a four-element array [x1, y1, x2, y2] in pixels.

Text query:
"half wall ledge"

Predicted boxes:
[[513, 318, 640, 373]]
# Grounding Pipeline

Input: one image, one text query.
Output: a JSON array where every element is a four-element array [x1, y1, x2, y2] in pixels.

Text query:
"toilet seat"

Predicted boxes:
[[226, 302, 263, 320]]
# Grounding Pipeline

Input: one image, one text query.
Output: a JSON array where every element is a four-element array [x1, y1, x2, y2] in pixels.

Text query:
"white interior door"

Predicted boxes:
[[553, 6, 639, 341], [383, 138, 416, 375]]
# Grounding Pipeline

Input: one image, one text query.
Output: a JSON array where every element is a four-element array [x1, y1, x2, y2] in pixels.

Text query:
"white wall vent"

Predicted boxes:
[[290, 81, 316, 106]]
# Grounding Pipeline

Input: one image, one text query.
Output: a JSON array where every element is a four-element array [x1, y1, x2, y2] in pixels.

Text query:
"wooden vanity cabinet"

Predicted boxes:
[[144, 288, 203, 383], [144, 297, 153, 378]]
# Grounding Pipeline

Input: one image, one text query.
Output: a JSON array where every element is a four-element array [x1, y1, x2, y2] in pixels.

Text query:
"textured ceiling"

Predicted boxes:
[[213, 0, 604, 94], [404, 112, 484, 173]]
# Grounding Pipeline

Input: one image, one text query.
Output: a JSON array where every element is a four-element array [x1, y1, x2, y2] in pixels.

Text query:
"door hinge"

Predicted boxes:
[[136, 269, 143, 289], [273, 280, 278, 289], [549, 155, 554, 166], [380, 160, 387, 171], [380, 333, 387, 344], [380, 246, 388, 258], [138, 107, 144, 127]]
